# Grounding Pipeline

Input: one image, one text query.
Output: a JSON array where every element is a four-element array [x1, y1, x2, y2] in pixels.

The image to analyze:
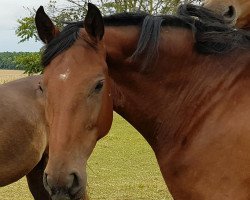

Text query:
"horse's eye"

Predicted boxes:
[[94, 80, 104, 92]]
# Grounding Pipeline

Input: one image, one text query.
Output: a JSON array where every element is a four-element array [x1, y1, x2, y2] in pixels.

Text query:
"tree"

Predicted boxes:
[[14, 52, 43, 75], [0, 52, 22, 70]]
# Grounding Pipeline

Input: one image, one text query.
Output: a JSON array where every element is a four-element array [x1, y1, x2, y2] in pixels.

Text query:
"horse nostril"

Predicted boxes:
[[43, 171, 83, 197], [71, 173, 79, 188], [223, 6, 236, 20], [69, 172, 82, 196]]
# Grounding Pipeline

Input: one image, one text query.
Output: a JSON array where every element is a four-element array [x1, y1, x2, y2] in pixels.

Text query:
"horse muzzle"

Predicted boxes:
[[43, 171, 86, 200]]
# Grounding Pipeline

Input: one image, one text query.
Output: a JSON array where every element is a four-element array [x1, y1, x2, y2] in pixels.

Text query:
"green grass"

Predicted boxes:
[[0, 71, 173, 199], [87, 113, 172, 199]]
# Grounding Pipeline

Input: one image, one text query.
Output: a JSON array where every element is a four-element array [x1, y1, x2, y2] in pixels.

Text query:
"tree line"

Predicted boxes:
[[0, 52, 17, 70], [0, 52, 42, 74]]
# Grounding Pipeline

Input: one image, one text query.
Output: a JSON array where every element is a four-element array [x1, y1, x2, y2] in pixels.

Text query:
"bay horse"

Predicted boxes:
[[0, 75, 50, 198], [35, 4, 113, 200], [203, 0, 250, 29], [36, 3, 250, 200]]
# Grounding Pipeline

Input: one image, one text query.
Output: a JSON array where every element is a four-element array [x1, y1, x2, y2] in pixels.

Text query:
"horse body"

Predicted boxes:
[[0, 75, 47, 186], [105, 24, 250, 199], [32, 4, 250, 199], [203, 0, 250, 29]]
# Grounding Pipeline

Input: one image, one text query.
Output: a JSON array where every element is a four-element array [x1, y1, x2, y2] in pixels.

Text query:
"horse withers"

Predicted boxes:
[[35, 4, 113, 200]]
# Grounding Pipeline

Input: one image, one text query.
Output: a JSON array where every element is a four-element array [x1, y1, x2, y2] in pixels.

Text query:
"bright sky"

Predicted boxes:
[[0, 0, 64, 52]]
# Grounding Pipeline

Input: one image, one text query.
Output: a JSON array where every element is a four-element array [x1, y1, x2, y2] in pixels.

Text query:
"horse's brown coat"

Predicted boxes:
[[104, 25, 250, 199], [35, 4, 113, 200], [0, 75, 47, 186], [4, 3, 250, 200], [36, 4, 250, 199]]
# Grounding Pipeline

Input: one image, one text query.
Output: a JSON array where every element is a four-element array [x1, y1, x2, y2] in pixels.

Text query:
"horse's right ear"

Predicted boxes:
[[84, 3, 104, 41], [35, 6, 60, 44]]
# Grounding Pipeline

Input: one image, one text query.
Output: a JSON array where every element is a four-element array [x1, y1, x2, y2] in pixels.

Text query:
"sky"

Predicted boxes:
[[0, 0, 62, 52]]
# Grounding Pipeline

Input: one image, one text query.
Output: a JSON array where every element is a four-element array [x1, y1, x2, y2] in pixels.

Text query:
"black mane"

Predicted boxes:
[[42, 4, 250, 67], [42, 22, 82, 66]]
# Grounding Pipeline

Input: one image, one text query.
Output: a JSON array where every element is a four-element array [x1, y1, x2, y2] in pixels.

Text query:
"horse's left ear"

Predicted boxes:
[[84, 3, 104, 41], [35, 6, 60, 44]]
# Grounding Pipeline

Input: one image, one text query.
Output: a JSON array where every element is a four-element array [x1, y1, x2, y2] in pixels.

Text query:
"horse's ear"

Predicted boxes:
[[35, 6, 60, 44], [84, 3, 104, 41]]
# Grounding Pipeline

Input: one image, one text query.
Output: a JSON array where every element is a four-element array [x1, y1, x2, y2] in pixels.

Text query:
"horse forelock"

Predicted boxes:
[[42, 22, 83, 67]]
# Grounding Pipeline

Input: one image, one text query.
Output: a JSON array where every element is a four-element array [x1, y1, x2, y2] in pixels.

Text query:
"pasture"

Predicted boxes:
[[0, 70, 172, 199]]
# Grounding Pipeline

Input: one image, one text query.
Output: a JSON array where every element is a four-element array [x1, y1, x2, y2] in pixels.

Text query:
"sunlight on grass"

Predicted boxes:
[[86, 113, 172, 199]]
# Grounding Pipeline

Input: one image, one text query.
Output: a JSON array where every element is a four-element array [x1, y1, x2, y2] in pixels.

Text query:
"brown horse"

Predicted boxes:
[[203, 0, 250, 29], [36, 3, 250, 199], [35, 4, 113, 200], [0, 75, 50, 198]]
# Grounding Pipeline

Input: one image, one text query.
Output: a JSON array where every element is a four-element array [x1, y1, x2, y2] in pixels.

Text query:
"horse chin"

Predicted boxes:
[[51, 194, 71, 200], [51, 190, 86, 200], [51, 195, 84, 200], [72, 189, 87, 200]]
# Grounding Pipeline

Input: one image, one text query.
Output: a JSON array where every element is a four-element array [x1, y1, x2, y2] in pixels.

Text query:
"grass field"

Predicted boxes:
[[0, 70, 27, 84], [0, 70, 173, 200]]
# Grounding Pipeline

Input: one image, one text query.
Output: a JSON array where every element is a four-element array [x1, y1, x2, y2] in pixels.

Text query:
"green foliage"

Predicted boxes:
[[0, 52, 20, 70], [13, 52, 42, 75], [99, 0, 181, 14], [16, 0, 87, 42], [16, 16, 38, 43], [0, 52, 42, 74]]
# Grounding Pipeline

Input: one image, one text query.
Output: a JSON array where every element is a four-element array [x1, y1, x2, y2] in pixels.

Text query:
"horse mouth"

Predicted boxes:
[[51, 195, 84, 200], [50, 189, 86, 200], [51, 194, 71, 200], [204, 4, 237, 27], [224, 20, 237, 28], [222, 6, 237, 27]]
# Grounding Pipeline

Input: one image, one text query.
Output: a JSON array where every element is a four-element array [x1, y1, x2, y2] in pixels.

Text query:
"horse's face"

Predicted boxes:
[[35, 4, 112, 200], [203, 0, 250, 28]]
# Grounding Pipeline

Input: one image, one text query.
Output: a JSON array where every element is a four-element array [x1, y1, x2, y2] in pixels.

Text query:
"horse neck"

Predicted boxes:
[[104, 26, 249, 156]]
